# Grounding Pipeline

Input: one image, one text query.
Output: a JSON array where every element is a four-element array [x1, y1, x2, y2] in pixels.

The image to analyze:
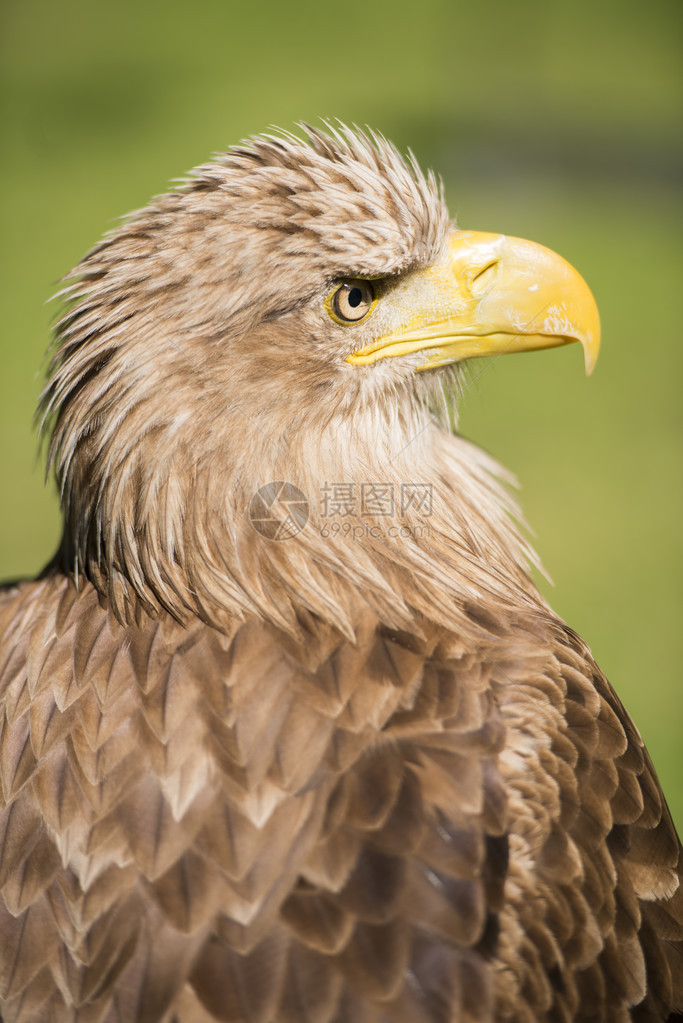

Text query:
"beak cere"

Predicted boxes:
[[346, 230, 601, 375]]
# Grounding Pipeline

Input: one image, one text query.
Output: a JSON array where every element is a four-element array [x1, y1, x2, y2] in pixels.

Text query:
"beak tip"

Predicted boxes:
[[582, 326, 601, 377]]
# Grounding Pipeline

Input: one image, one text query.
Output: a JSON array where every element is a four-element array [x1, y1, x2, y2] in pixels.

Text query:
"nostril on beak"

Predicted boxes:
[[471, 260, 499, 297]]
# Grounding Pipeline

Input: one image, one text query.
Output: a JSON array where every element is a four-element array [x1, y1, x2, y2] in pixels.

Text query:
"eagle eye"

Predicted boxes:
[[327, 279, 376, 324]]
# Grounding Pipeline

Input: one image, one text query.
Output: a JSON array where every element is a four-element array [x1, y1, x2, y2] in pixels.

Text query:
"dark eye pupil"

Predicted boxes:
[[348, 287, 362, 308]]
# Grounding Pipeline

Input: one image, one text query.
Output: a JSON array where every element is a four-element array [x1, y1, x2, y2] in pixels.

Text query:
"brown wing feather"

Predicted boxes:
[[0, 576, 681, 1021]]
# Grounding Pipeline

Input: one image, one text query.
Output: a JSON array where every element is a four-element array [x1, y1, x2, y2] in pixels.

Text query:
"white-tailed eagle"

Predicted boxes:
[[0, 125, 680, 1022]]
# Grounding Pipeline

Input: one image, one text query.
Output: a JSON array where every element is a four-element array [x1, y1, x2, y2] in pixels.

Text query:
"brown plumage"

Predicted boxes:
[[0, 125, 680, 1022]]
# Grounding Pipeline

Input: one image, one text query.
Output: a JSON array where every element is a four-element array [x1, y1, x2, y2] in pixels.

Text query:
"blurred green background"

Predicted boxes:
[[1, 0, 681, 826]]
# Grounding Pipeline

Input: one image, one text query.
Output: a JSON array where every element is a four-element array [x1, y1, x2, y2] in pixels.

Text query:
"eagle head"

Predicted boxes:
[[40, 125, 599, 637]]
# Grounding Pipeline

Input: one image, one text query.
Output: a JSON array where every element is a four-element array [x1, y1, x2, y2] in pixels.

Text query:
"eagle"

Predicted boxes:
[[0, 125, 680, 1022]]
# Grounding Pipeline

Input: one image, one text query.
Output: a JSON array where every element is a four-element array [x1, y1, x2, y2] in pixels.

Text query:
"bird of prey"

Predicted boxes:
[[0, 125, 680, 1023]]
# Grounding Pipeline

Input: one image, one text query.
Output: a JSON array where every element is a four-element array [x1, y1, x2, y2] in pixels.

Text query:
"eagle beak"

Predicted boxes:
[[346, 231, 600, 375]]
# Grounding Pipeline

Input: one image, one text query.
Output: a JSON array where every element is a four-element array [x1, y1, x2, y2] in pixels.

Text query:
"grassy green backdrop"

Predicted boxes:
[[1, 0, 681, 826]]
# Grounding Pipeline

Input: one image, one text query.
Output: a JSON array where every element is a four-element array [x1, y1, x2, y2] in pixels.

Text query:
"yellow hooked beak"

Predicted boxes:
[[346, 231, 600, 375]]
